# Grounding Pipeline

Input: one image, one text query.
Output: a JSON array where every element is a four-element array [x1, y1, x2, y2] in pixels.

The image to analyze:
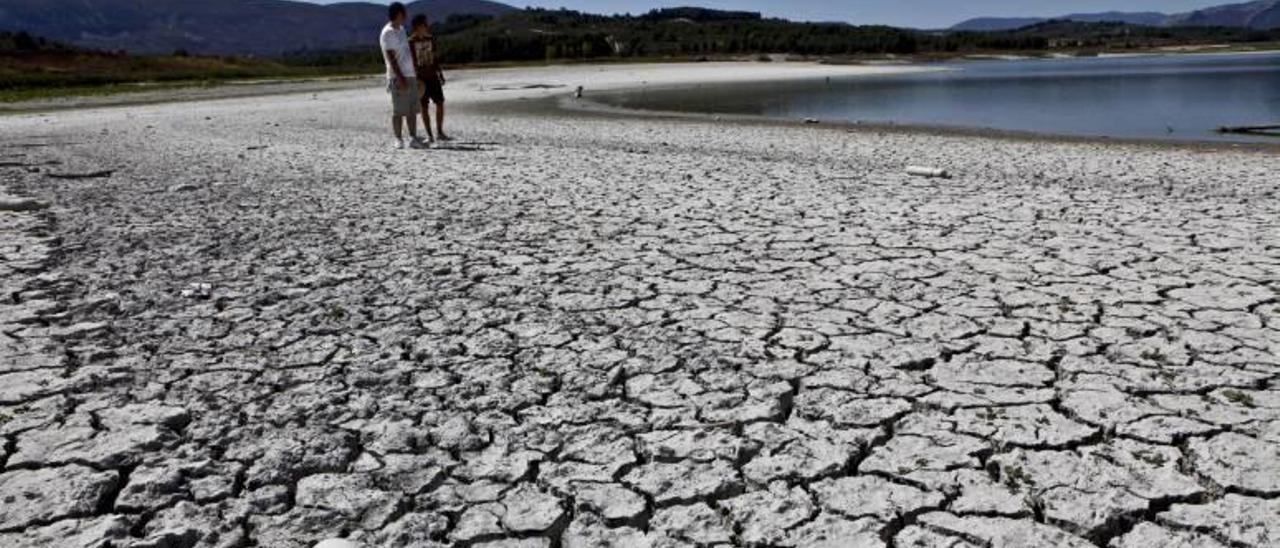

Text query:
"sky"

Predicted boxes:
[[308, 0, 1234, 28]]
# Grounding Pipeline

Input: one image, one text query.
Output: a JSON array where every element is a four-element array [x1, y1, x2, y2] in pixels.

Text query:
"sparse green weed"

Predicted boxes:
[[1132, 450, 1167, 467], [1140, 348, 1169, 364], [1003, 464, 1034, 492], [1222, 390, 1256, 408]]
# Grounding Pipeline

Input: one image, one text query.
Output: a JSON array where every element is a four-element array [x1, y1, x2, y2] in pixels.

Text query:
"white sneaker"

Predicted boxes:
[[393, 139, 405, 150], [409, 137, 429, 150]]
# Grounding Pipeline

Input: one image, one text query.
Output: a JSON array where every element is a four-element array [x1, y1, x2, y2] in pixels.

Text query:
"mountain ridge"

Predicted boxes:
[[3, 0, 1279, 57], [953, 0, 1280, 31], [0, 0, 516, 56]]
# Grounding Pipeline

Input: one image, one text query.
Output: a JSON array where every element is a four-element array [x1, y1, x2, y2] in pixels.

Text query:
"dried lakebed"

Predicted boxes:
[[0, 64, 1278, 548]]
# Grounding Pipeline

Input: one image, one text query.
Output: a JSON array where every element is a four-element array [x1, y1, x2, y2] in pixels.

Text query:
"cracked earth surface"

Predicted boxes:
[[1, 70, 1278, 548]]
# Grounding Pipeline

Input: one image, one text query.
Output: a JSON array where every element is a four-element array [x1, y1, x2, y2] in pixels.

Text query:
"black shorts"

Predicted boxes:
[[419, 77, 445, 106]]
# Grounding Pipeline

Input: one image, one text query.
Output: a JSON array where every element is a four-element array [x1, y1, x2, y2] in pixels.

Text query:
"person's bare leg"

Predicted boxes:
[[392, 115, 403, 141], [436, 103, 448, 140], [421, 106, 434, 141], [407, 114, 418, 140]]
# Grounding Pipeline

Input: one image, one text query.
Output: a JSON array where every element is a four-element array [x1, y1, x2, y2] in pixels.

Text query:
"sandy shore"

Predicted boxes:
[[1, 62, 1278, 547], [0, 62, 935, 114], [0, 75, 383, 115]]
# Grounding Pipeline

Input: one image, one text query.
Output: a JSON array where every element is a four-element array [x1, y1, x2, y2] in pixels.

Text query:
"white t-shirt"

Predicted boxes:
[[379, 22, 416, 83]]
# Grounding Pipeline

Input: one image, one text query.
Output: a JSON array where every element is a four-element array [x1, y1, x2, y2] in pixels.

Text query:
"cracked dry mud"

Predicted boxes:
[[1, 68, 1278, 548]]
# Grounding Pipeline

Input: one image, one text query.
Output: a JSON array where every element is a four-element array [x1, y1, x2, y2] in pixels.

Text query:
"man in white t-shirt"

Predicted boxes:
[[380, 2, 427, 150]]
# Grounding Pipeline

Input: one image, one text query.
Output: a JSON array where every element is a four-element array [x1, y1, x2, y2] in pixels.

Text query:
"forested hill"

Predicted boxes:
[[402, 9, 1280, 65], [7, 7, 1280, 77], [954, 0, 1280, 31], [418, 8, 1049, 64]]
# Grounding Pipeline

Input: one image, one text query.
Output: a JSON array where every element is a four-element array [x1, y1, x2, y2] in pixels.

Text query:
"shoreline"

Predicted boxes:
[[5, 59, 1277, 151], [548, 92, 1280, 155], [450, 61, 943, 103], [0, 62, 932, 115], [452, 61, 1280, 154], [440, 59, 1280, 152]]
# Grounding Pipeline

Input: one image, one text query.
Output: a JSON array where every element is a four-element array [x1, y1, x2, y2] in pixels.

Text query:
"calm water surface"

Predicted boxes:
[[601, 53, 1280, 143]]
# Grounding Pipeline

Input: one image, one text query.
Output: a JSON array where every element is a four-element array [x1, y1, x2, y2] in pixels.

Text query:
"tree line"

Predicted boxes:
[[428, 10, 1050, 64], [281, 9, 1280, 69], [0, 31, 70, 52]]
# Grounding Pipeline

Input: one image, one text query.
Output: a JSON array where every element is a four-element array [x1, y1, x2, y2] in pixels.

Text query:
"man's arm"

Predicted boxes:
[[386, 50, 408, 89], [407, 41, 420, 69], [435, 39, 445, 84]]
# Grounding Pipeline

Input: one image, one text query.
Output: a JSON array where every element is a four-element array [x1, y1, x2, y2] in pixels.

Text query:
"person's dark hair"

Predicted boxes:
[[388, 2, 407, 21], [411, 15, 429, 30]]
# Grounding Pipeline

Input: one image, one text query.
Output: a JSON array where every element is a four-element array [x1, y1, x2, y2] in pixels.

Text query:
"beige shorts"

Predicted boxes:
[[390, 79, 422, 117]]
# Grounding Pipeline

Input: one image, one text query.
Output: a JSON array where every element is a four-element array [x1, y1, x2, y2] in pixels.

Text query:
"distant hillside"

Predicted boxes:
[[953, 0, 1280, 31], [638, 8, 763, 22], [0, 30, 70, 52], [1171, 0, 1280, 28], [953, 18, 1051, 32], [0, 0, 516, 56], [3, 11, 1279, 100], [957, 12, 1167, 31], [6, 0, 1277, 56], [430, 9, 948, 62], [414, 9, 1280, 65], [1002, 19, 1279, 44]]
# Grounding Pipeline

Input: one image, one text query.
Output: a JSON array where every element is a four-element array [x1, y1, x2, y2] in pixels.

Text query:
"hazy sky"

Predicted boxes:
[[309, 1, 1232, 28]]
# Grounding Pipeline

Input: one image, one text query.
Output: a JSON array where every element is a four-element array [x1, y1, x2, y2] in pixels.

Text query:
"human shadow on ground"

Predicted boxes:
[[426, 140, 500, 152]]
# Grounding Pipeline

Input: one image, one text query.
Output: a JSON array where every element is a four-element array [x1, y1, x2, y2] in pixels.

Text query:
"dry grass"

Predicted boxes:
[[0, 50, 363, 102]]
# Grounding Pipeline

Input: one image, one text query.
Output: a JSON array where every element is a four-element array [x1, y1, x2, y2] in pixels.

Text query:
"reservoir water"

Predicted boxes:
[[600, 52, 1280, 143]]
